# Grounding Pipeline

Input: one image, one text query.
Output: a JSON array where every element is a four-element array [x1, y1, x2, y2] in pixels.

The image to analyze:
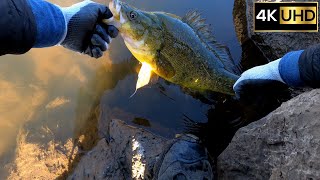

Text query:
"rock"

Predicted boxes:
[[8, 129, 77, 180], [69, 119, 167, 180], [233, 0, 320, 61], [217, 89, 320, 179]]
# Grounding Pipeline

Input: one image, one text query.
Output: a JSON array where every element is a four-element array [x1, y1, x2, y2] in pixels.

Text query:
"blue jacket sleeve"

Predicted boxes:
[[298, 44, 320, 88], [278, 50, 305, 87], [0, 0, 36, 55], [27, 0, 66, 47], [279, 44, 320, 88]]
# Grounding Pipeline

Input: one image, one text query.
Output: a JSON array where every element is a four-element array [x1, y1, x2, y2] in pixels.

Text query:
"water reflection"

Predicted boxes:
[[100, 75, 210, 138], [0, 0, 243, 178], [0, 45, 108, 178]]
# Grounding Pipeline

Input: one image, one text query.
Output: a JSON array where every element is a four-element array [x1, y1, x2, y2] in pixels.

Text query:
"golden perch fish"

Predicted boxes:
[[107, 0, 240, 95]]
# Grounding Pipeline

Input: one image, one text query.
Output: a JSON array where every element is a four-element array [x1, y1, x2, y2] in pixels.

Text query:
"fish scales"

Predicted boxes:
[[156, 13, 237, 93]]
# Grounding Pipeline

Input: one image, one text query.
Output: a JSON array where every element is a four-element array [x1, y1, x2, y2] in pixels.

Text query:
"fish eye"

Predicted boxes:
[[129, 11, 138, 20]]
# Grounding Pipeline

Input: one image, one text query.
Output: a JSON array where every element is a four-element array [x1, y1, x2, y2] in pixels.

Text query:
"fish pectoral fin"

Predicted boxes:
[[130, 62, 153, 98], [136, 62, 153, 89]]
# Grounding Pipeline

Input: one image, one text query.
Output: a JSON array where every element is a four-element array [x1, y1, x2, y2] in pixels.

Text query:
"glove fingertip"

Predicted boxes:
[[91, 34, 108, 51], [92, 47, 103, 59], [107, 25, 119, 38], [95, 25, 110, 43]]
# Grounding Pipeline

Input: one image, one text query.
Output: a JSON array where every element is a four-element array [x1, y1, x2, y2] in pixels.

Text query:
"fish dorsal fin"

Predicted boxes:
[[182, 10, 241, 74], [162, 12, 181, 19]]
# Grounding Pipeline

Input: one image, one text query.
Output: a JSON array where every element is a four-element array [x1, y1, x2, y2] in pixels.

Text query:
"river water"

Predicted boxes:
[[0, 0, 241, 178]]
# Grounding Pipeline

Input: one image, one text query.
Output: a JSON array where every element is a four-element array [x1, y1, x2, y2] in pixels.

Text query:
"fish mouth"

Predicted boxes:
[[109, 0, 121, 18], [105, 0, 126, 28]]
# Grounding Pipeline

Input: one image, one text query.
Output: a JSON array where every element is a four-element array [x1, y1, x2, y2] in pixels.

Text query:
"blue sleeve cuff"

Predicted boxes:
[[27, 0, 66, 48], [279, 50, 305, 87]]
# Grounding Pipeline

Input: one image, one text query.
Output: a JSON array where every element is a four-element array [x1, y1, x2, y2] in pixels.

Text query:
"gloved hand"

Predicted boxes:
[[233, 59, 291, 120], [233, 46, 320, 121], [60, 1, 118, 58], [233, 49, 307, 99], [233, 59, 286, 98]]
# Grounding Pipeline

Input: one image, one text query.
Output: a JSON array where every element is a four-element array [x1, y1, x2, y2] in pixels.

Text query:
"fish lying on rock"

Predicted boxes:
[[107, 0, 241, 95]]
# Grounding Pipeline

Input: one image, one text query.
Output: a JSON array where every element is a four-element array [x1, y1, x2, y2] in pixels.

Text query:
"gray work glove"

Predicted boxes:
[[233, 59, 286, 98], [233, 59, 291, 120], [60, 1, 118, 58]]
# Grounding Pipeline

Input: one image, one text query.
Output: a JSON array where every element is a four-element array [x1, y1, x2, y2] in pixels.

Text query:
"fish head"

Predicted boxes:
[[109, 0, 174, 79]]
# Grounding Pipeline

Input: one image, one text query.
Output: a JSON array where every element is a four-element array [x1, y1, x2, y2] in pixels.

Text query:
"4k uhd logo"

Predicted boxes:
[[254, 2, 318, 32]]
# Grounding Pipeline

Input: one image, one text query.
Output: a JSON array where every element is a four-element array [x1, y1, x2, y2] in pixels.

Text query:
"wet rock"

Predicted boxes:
[[217, 89, 320, 179], [69, 119, 167, 180], [233, 0, 320, 61]]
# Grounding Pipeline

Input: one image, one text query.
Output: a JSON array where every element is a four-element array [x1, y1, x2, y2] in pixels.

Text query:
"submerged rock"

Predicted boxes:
[[69, 119, 167, 180], [8, 130, 77, 180], [233, 0, 320, 61], [217, 89, 320, 179]]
